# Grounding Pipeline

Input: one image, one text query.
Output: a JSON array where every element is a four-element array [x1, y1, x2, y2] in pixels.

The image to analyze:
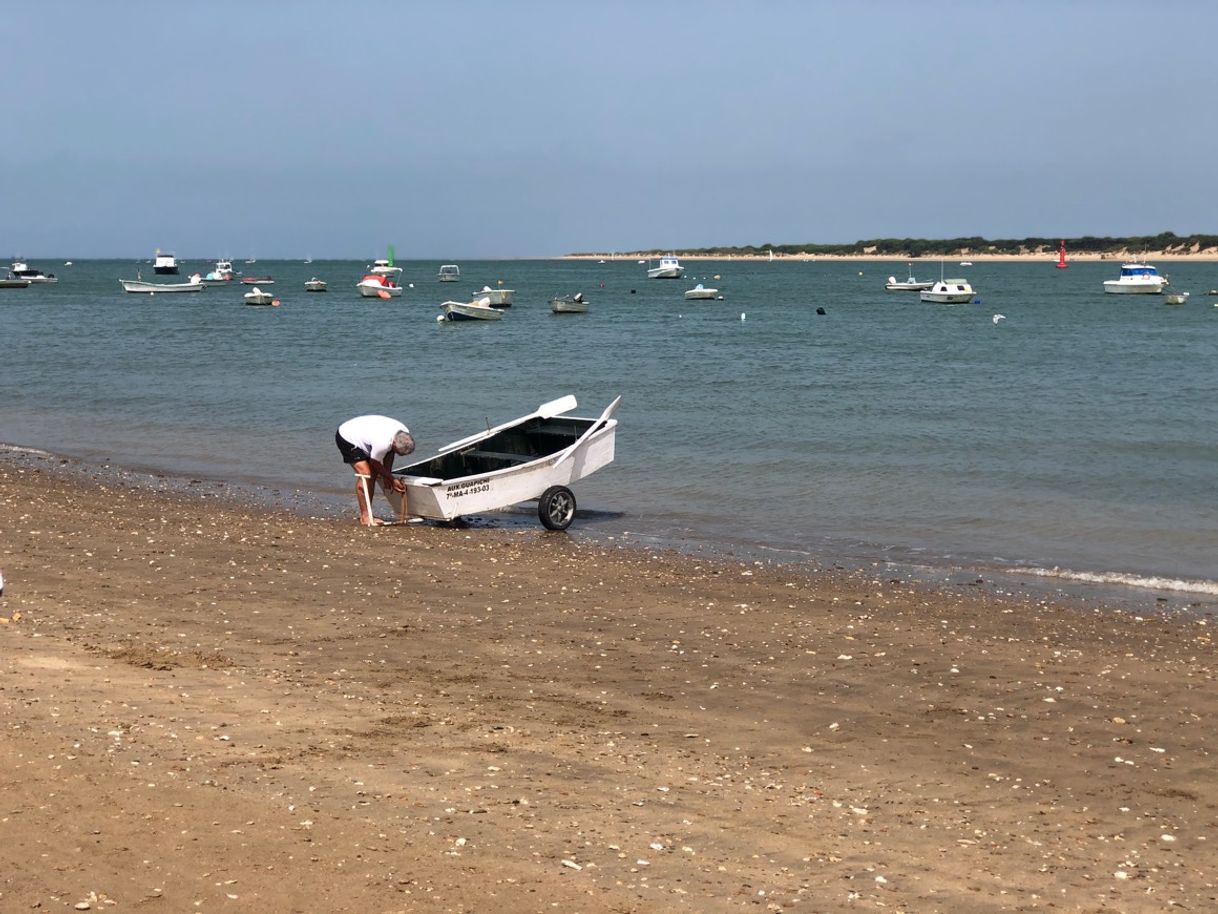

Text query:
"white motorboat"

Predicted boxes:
[[304, 277, 327, 292], [1, 275, 32, 289], [389, 394, 619, 530], [357, 273, 402, 298], [550, 293, 589, 314], [202, 258, 236, 283], [471, 285, 514, 307], [1164, 291, 1189, 305], [684, 283, 722, 300], [153, 249, 179, 275], [920, 278, 975, 304], [9, 259, 58, 283], [243, 287, 276, 306], [440, 297, 503, 321], [885, 264, 935, 291], [370, 245, 402, 277], [120, 277, 204, 293], [438, 264, 461, 282], [1103, 262, 1168, 294], [647, 254, 684, 279]]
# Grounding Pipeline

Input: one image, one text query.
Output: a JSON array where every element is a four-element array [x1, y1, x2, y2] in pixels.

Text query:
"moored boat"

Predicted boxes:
[[1164, 291, 1189, 305], [471, 285, 514, 307], [244, 287, 276, 306], [684, 283, 722, 300], [647, 254, 684, 279], [241, 276, 274, 285], [885, 264, 934, 291], [357, 274, 402, 298], [304, 277, 327, 292], [550, 293, 588, 314], [920, 278, 975, 304], [1, 275, 32, 289], [202, 259, 236, 283], [440, 297, 503, 321], [438, 264, 460, 282], [1103, 263, 1167, 294], [120, 277, 204, 293], [10, 259, 58, 283], [153, 249, 179, 275]]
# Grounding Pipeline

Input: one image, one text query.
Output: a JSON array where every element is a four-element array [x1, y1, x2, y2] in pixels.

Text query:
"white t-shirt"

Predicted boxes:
[[337, 415, 410, 464]]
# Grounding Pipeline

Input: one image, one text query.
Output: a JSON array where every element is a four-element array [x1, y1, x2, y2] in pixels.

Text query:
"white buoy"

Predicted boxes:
[[740, 312, 746, 321]]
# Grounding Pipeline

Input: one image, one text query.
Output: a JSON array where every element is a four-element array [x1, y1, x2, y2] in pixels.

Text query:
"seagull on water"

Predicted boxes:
[[992, 314, 1006, 324]]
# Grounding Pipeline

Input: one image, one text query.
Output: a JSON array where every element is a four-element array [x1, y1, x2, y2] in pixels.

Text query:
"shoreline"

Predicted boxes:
[[5, 442, 1214, 617], [562, 252, 1218, 263], [3, 447, 1217, 911]]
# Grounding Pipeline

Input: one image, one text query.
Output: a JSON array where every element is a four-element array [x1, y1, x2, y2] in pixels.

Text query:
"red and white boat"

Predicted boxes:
[[357, 273, 402, 298]]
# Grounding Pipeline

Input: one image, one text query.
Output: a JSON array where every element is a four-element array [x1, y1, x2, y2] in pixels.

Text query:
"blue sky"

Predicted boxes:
[[6, 0, 1215, 258]]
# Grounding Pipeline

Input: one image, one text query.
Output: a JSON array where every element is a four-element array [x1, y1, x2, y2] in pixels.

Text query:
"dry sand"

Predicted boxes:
[[1, 452, 1215, 913]]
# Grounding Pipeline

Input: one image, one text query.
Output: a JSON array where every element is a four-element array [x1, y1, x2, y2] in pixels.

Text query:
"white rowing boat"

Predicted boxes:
[[388, 394, 620, 530]]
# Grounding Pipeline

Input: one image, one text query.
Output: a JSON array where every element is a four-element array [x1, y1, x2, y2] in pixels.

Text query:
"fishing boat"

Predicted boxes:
[[440, 297, 503, 321], [243, 287, 276, 306], [1055, 239, 1069, 269], [120, 276, 204, 293], [438, 264, 461, 282], [1103, 263, 1168, 294], [357, 274, 402, 298], [885, 264, 934, 291], [684, 283, 722, 300], [471, 285, 514, 307], [9, 259, 58, 283], [0, 276, 32, 289], [153, 250, 179, 275], [202, 258, 236, 283], [388, 394, 619, 530], [647, 254, 684, 279], [304, 277, 327, 292], [549, 293, 589, 314]]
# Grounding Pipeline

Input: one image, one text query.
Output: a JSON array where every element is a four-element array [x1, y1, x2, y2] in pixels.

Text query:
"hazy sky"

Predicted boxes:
[[6, 0, 1215, 258]]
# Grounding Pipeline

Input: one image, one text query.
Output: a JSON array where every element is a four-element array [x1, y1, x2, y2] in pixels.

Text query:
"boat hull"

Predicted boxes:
[[470, 288, 513, 306], [684, 288, 720, 300], [304, 281, 327, 292], [647, 267, 683, 279], [920, 291, 974, 304], [1103, 281, 1165, 294], [120, 280, 204, 293], [0, 278, 32, 289], [357, 282, 402, 298], [442, 301, 502, 321], [550, 296, 588, 313]]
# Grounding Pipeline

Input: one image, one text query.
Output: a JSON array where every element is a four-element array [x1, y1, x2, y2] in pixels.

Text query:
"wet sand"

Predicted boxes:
[[1, 451, 1215, 912]]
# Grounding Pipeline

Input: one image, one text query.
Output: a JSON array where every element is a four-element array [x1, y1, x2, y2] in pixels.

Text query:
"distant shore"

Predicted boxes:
[[563, 251, 1218, 263]]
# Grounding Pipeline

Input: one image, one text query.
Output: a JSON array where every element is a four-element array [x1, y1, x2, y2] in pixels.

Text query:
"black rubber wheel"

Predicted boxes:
[[538, 485, 577, 530]]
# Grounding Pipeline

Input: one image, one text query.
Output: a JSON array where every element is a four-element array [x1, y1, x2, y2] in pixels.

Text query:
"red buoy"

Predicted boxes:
[[1056, 239, 1069, 269]]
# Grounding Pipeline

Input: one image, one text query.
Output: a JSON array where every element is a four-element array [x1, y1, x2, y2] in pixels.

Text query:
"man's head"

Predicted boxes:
[[392, 431, 416, 456]]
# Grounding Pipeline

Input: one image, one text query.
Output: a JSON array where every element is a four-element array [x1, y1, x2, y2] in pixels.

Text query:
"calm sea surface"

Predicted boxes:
[[3, 257, 1216, 605]]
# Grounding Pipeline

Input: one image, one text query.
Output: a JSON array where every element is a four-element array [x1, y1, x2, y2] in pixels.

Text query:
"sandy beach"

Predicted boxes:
[[2, 450, 1215, 913]]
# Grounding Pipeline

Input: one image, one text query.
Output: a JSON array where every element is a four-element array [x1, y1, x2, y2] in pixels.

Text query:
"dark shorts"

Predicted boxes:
[[335, 430, 371, 465]]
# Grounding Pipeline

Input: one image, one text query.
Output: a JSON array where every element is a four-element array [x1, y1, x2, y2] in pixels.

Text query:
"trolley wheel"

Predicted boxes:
[[538, 485, 577, 531]]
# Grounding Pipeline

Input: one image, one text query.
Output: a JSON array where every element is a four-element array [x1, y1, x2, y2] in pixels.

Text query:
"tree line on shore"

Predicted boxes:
[[581, 232, 1218, 258]]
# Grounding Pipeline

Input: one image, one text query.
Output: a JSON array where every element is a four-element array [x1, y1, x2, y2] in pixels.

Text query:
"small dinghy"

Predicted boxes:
[[550, 292, 589, 313], [440, 297, 503, 321], [388, 394, 620, 530], [244, 287, 276, 306]]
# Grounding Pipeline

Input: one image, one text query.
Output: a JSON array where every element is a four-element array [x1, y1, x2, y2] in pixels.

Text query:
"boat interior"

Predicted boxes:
[[397, 415, 596, 480]]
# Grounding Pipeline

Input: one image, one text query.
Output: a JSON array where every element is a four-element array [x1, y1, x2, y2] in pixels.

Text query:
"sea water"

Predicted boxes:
[[2, 257, 1215, 606]]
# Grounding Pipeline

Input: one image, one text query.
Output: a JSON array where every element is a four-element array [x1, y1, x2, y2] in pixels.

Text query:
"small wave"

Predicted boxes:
[[0, 444, 54, 457], [1012, 566, 1218, 597]]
